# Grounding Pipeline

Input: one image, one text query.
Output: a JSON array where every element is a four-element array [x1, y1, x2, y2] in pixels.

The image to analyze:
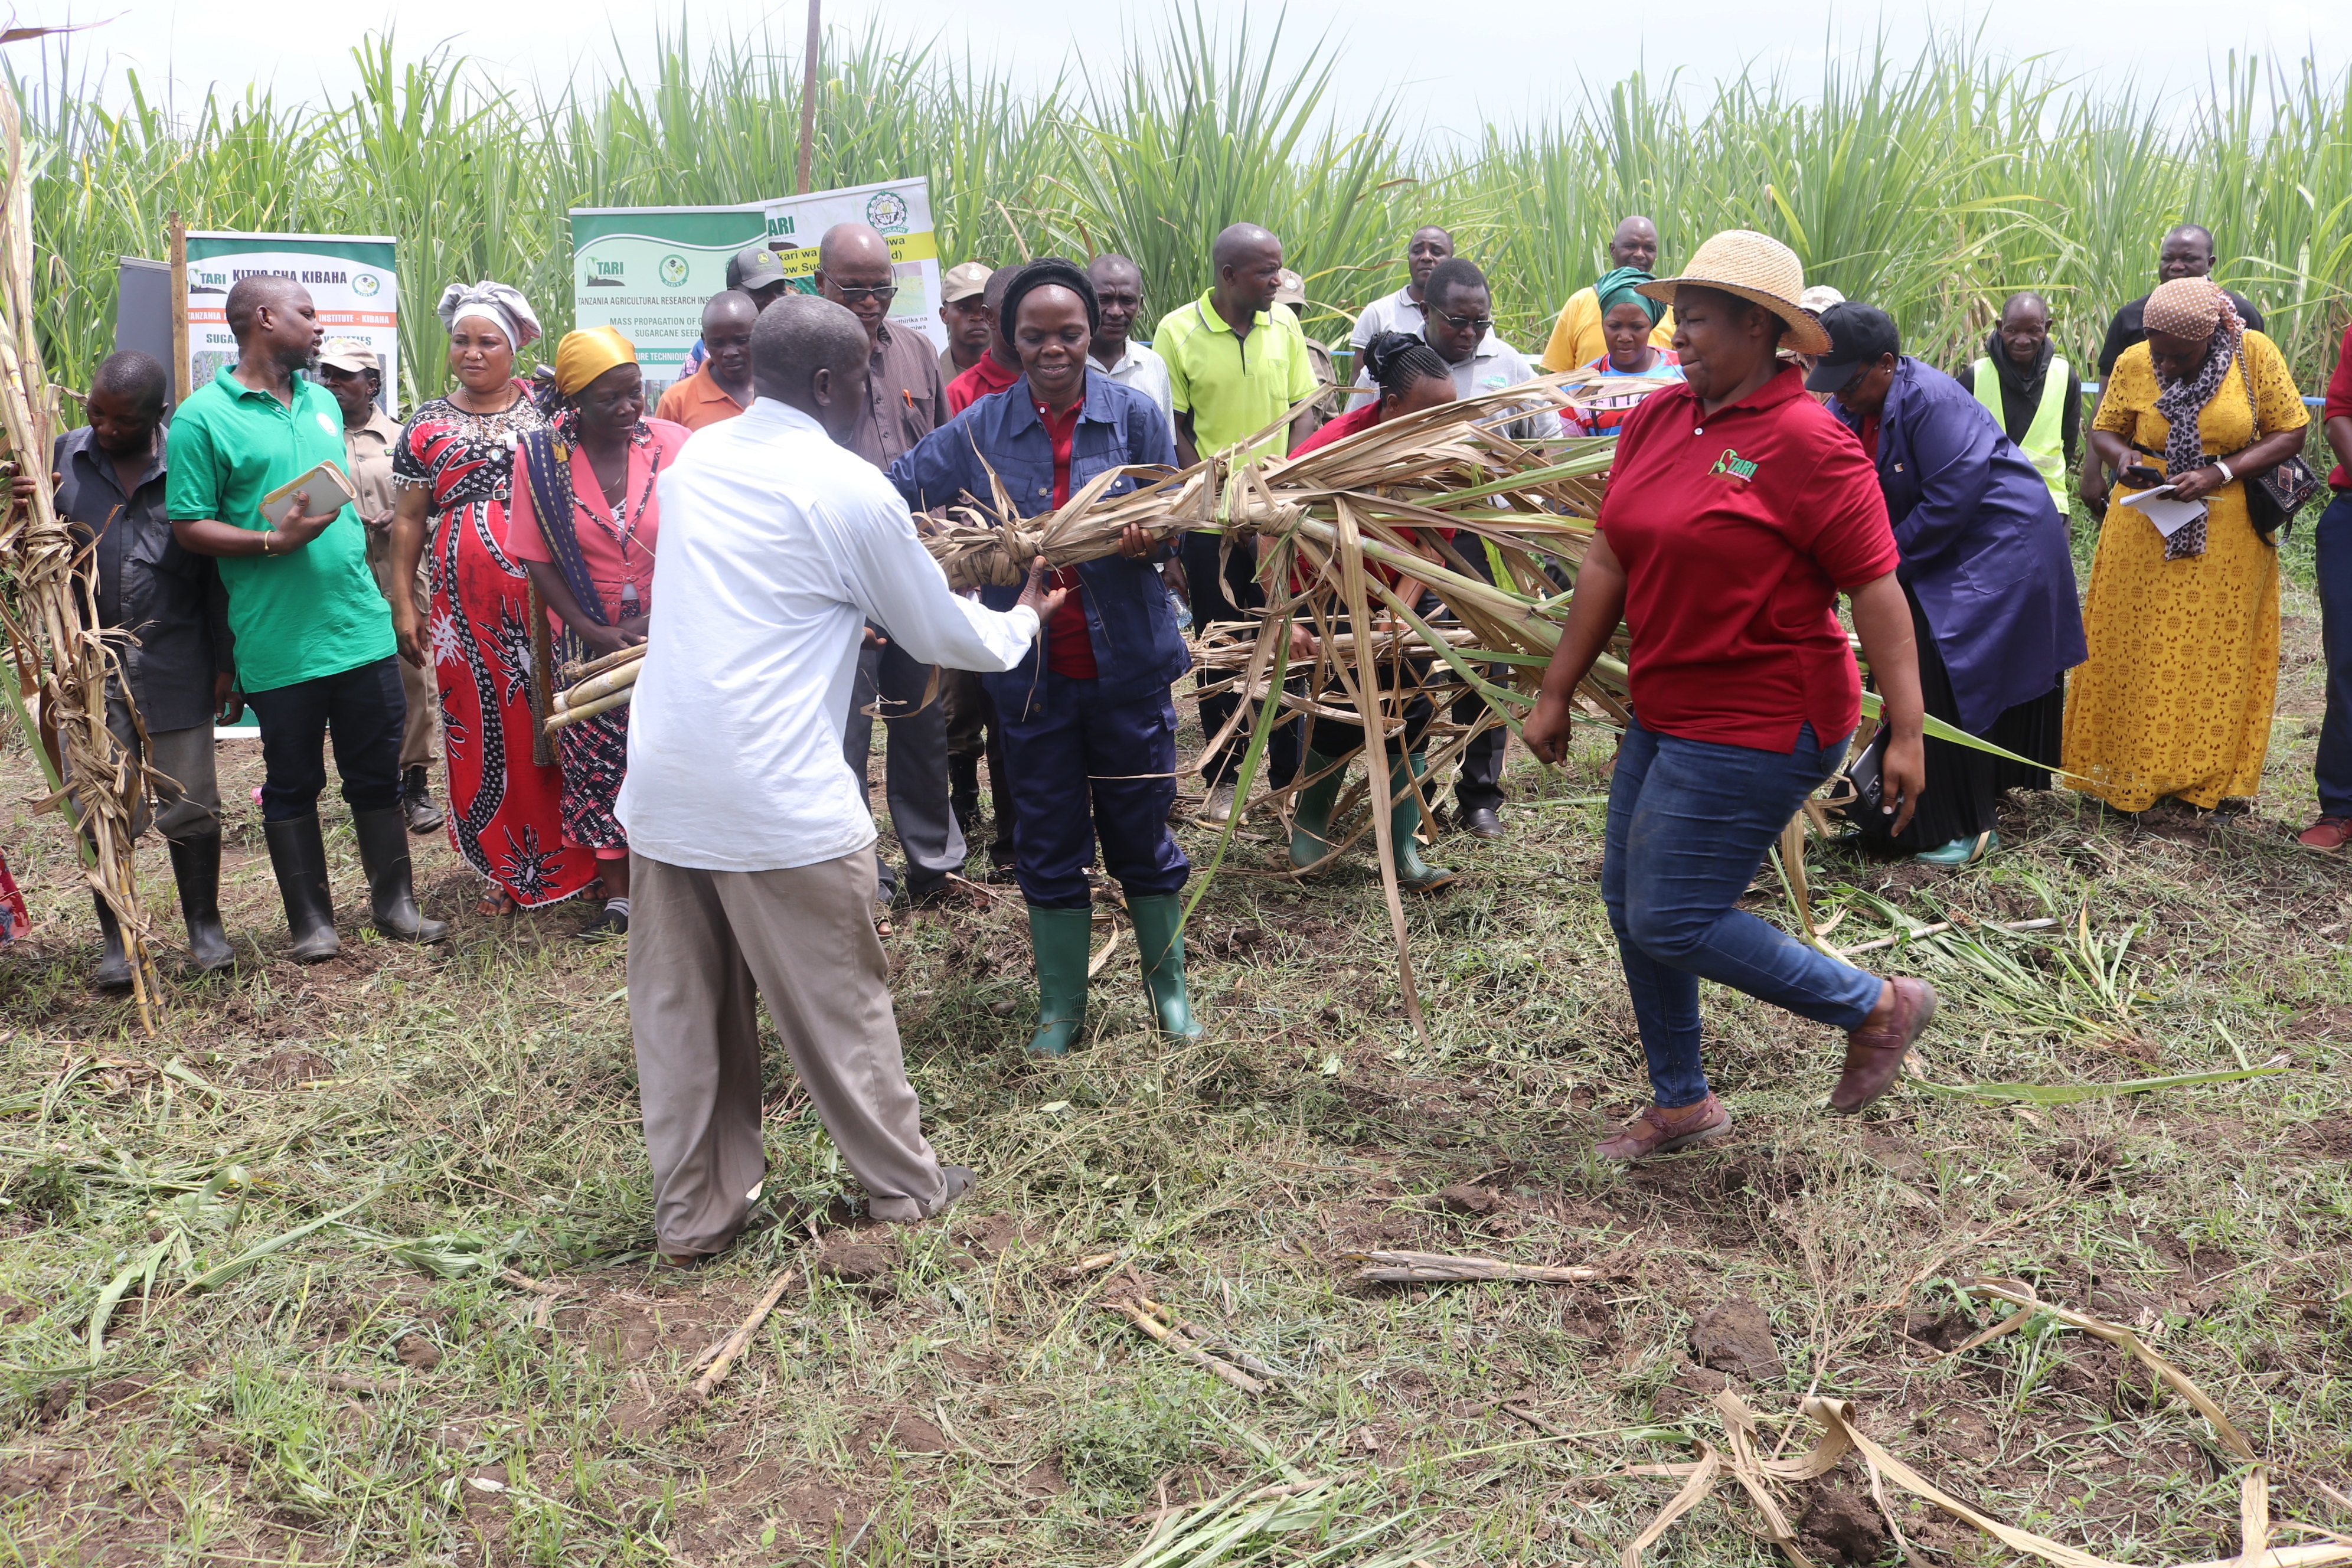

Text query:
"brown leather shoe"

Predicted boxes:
[[1830, 977, 1937, 1114], [1594, 1094, 1733, 1162]]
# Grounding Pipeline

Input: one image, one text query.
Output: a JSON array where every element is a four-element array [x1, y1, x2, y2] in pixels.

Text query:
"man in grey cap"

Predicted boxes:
[[319, 337, 441, 835], [680, 246, 792, 380], [938, 259, 994, 384]]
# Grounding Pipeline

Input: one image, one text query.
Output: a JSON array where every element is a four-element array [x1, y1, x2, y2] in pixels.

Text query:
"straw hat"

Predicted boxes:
[[1637, 230, 1831, 356]]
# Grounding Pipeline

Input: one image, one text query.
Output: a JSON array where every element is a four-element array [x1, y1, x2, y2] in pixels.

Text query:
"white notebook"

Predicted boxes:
[[259, 462, 358, 527]]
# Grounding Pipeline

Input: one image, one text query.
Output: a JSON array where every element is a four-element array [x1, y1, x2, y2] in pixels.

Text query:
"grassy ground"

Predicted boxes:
[[2, 538, 2348, 1566]]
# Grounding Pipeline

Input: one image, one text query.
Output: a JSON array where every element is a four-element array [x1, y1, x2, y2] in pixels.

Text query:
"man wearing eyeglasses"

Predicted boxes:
[[1386, 255, 1561, 841], [815, 221, 963, 912], [815, 223, 948, 471]]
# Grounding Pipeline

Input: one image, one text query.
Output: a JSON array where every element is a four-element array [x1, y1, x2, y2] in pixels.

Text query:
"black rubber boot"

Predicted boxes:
[[352, 806, 450, 943], [91, 892, 132, 991], [263, 814, 342, 962], [168, 831, 235, 972]]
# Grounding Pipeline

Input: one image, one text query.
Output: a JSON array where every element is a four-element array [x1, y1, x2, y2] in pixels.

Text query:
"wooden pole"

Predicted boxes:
[[167, 213, 187, 410], [795, 0, 820, 195]]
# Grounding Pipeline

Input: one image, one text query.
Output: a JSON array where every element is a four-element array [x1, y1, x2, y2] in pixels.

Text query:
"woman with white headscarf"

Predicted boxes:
[[386, 282, 597, 915]]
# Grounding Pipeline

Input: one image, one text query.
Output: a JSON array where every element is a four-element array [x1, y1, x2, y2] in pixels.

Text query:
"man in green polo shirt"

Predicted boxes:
[[167, 274, 447, 960], [1157, 223, 1324, 821]]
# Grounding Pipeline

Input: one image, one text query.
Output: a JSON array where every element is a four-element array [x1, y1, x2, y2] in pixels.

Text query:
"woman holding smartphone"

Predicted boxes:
[[2064, 276, 2310, 814]]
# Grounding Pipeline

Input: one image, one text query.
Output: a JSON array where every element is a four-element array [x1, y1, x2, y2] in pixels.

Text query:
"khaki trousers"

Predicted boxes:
[[365, 525, 440, 770], [627, 847, 949, 1254]]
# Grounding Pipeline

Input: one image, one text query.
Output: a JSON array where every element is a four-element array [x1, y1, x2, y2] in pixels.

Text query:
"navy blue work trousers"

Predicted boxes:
[[999, 670, 1190, 910], [2315, 492, 2352, 818], [241, 655, 406, 824]]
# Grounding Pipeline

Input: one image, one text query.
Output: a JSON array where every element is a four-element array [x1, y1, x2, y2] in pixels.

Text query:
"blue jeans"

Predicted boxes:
[[2315, 493, 2352, 818], [1602, 720, 1884, 1109]]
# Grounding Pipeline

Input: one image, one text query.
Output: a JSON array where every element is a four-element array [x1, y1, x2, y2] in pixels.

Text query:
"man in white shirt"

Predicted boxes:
[[1357, 256, 1559, 842], [1086, 254, 1174, 430], [1345, 225, 1454, 408], [619, 294, 1067, 1263]]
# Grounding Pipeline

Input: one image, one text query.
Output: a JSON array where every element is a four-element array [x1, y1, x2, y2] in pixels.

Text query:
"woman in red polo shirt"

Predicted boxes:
[[1520, 231, 1937, 1162]]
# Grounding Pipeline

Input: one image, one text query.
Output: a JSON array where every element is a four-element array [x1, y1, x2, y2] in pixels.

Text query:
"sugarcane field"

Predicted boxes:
[[4, 2, 2352, 1563]]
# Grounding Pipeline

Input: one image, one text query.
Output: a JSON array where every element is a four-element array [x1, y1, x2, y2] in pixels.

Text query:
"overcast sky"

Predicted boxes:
[[21, 0, 2352, 143]]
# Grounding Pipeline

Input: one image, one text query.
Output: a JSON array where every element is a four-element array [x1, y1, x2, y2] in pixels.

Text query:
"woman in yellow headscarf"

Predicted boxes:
[[506, 327, 694, 937]]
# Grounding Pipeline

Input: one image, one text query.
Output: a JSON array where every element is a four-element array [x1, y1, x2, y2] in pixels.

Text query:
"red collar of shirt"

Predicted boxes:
[[1035, 397, 1082, 507], [952, 353, 1020, 400], [1645, 362, 1808, 423]]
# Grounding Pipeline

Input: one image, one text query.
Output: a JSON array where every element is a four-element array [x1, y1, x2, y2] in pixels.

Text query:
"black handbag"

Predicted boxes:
[[2240, 358, 2323, 541]]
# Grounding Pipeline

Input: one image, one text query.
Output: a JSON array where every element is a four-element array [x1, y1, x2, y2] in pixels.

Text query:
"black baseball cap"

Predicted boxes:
[[1803, 302, 1902, 391]]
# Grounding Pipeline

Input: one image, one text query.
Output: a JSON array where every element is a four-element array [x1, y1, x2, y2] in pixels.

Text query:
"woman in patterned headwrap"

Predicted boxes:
[[2064, 276, 2311, 812], [1567, 267, 1685, 437], [386, 282, 597, 915], [507, 328, 691, 939]]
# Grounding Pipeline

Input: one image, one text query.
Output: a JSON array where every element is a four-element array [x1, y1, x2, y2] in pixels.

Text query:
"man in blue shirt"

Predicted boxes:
[[21, 352, 237, 985]]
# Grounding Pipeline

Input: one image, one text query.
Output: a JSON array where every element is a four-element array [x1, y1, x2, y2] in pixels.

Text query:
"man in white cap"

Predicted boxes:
[[620, 293, 1067, 1260], [937, 259, 995, 384], [318, 337, 440, 835], [1276, 266, 1342, 443]]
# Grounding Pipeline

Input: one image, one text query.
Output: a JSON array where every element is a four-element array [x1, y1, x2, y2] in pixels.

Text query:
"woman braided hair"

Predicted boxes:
[[1361, 329, 1452, 407]]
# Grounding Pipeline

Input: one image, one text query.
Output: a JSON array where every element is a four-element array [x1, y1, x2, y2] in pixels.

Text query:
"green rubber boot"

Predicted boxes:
[[1024, 905, 1093, 1057], [1126, 894, 1203, 1041], [1387, 753, 1458, 894], [1288, 750, 1347, 872]]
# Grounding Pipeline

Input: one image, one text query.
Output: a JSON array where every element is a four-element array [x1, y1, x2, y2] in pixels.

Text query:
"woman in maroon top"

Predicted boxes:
[[1520, 231, 1937, 1162]]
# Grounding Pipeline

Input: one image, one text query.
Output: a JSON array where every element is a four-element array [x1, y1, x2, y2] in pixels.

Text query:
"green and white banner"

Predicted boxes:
[[185, 233, 400, 406], [570, 177, 944, 398]]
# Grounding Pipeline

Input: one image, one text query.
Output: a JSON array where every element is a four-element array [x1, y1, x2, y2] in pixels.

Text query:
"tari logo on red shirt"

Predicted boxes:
[[1707, 448, 1760, 484]]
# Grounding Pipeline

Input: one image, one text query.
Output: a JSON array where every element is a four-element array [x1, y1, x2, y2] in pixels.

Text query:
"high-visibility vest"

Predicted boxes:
[[1973, 355, 2070, 509]]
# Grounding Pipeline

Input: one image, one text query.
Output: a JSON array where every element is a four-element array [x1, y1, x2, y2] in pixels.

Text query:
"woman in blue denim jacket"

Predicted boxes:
[[889, 259, 1196, 1057]]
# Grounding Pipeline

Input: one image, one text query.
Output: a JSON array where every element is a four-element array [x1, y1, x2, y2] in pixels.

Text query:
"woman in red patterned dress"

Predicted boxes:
[[386, 282, 596, 914]]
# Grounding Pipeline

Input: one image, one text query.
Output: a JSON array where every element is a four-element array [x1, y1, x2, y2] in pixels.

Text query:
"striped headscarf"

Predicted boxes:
[[2144, 276, 2243, 561]]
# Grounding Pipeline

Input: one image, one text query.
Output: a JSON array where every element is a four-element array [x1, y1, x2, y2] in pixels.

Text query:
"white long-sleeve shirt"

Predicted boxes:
[[617, 398, 1040, 873]]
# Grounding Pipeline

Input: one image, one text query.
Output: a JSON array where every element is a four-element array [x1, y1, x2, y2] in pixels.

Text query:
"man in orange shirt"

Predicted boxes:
[[654, 291, 759, 431]]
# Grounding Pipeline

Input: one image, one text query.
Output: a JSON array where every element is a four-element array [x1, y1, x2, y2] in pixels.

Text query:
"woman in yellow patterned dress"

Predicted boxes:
[[2063, 277, 2309, 811]]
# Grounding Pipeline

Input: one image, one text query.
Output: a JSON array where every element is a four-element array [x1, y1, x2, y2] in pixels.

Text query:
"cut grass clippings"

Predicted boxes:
[[0, 509, 2347, 1562]]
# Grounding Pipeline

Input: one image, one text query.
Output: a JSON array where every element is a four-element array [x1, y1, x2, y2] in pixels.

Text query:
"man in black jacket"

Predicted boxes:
[[29, 351, 239, 984], [2083, 225, 2266, 516]]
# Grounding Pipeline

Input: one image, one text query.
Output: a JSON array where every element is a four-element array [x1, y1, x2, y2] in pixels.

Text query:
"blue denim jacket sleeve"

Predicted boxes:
[[913, 374, 1189, 709]]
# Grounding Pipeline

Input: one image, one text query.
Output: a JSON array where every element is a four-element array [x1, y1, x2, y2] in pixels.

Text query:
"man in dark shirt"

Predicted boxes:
[[2083, 224, 2266, 516], [30, 352, 237, 984], [814, 220, 963, 909], [2095, 224, 2265, 377]]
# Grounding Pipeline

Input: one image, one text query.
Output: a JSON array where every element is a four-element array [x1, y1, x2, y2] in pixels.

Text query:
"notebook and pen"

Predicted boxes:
[[2116, 481, 2207, 541]]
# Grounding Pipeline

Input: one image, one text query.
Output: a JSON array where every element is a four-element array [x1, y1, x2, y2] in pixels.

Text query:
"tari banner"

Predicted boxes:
[[569, 177, 945, 398], [185, 233, 400, 408]]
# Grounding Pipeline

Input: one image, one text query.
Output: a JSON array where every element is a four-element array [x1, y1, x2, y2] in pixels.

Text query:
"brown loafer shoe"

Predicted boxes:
[[1595, 1094, 1732, 1162], [1830, 977, 1937, 1114], [2298, 815, 2352, 851]]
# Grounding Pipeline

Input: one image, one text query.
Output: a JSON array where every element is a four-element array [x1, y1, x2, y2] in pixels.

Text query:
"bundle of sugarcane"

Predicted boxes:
[[917, 372, 1666, 1033], [0, 88, 164, 1027], [544, 642, 644, 734]]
